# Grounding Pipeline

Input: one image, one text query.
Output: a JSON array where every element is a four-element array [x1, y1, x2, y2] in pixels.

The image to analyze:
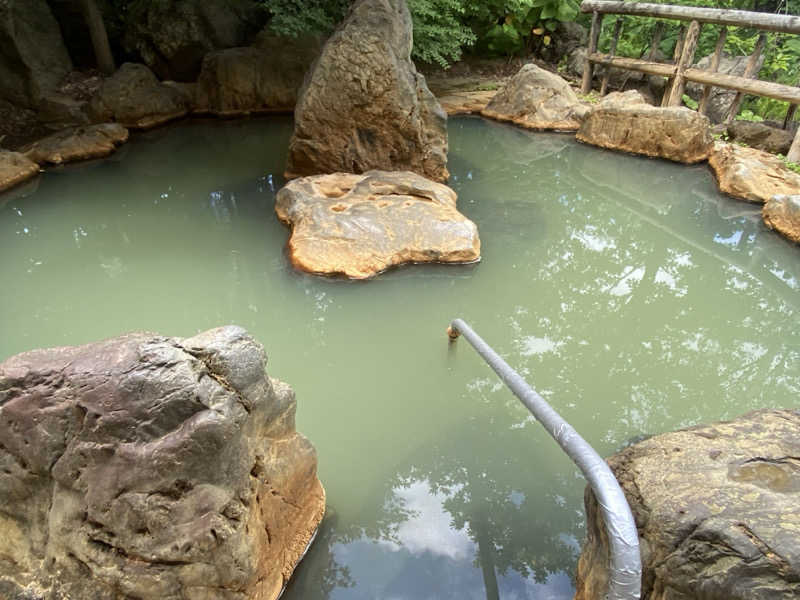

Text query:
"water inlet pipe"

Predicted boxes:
[[446, 318, 641, 600]]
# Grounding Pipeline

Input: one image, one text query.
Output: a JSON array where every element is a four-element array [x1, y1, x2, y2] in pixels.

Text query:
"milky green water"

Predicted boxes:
[[1, 116, 798, 600]]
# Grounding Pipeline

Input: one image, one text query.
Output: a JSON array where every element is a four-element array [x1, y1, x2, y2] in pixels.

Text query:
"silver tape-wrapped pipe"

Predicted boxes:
[[448, 318, 641, 600]]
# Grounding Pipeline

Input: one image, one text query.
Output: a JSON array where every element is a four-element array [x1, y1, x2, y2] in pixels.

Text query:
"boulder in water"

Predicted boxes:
[[709, 142, 800, 203]]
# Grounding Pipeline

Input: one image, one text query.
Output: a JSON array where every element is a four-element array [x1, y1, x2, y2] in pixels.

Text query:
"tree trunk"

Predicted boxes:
[[78, 0, 115, 75]]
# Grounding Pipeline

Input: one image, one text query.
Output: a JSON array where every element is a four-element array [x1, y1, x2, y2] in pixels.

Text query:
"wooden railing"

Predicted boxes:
[[579, 0, 800, 162]]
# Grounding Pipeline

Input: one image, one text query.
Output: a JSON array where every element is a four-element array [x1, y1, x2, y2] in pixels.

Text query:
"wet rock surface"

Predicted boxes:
[[575, 409, 800, 600], [709, 142, 800, 203], [195, 35, 322, 116], [22, 123, 128, 166], [763, 194, 800, 244], [481, 63, 583, 131], [275, 170, 480, 279], [0, 326, 325, 600], [0, 151, 39, 194], [577, 104, 713, 163], [286, 0, 448, 182], [89, 63, 190, 129]]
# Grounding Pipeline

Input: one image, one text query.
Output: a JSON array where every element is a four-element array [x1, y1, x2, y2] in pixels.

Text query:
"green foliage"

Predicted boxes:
[[261, 0, 349, 38], [780, 157, 800, 175], [407, 0, 476, 67], [682, 94, 699, 109], [735, 109, 765, 122]]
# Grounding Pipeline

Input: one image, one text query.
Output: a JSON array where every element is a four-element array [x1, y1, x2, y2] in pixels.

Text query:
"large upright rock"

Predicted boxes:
[[577, 104, 713, 163], [122, 0, 264, 81], [0, 0, 72, 108], [575, 409, 800, 600], [481, 63, 583, 131], [0, 326, 325, 600], [286, 0, 449, 182]]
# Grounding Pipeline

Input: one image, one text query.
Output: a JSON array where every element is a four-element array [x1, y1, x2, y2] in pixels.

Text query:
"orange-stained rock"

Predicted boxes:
[[285, 0, 448, 182], [577, 104, 712, 163], [275, 170, 480, 279], [763, 194, 800, 244], [481, 63, 583, 131], [437, 90, 497, 115], [0, 150, 39, 193], [22, 123, 128, 165], [709, 142, 800, 203]]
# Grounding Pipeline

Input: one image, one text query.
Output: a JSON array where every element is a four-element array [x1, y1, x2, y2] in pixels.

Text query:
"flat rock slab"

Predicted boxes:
[[437, 90, 497, 115], [286, 0, 448, 182], [575, 409, 800, 600], [709, 142, 800, 203], [577, 105, 713, 163], [0, 151, 39, 193], [481, 63, 582, 131], [90, 62, 190, 129], [22, 123, 128, 165], [275, 170, 480, 279], [0, 326, 325, 600], [763, 194, 800, 244]]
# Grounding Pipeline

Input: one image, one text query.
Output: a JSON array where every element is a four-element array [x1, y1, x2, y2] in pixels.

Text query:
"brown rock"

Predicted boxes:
[[577, 105, 712, 163], [0, 326, 325, 600], [726, 120, 794, 155], [275, 170, 480, 279], [286, 0, 448, 182], [22, 123, 129, 166], [709, 142, 800, 203], [437, 90, 497, 115], [763, 194, 800, 244], [575, 409, 800, 600], [195, 36, 322, 116], [481, 63, 583, 131], [89, 63, 190, 129], [0, 150, 39, 193]]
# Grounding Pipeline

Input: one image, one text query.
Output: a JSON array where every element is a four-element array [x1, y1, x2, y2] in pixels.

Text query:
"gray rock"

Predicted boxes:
[[0, 0, 72, 108], [575, 409, 800, 600], [22, 123, 128, 166], [196, 35, 322, 116], [0, 150, 39, 194], [89, 63, 190, 129], [0, 326, 325, 600], [542, 22, 587, 64], [687, 53, 764, 123], [121, 0, 264, 81], [727, 120, 794, 155], [286, 0, 449, 182], [577, 104, 712, 163], [276, 170, 480, 279], [481, 63, 583, 131]]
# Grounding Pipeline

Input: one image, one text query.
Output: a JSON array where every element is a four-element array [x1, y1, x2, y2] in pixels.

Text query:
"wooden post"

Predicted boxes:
[[785, 104, 798, 130], [788, 127, 800, 163], [646, 22, 665, 61], [662, 25, 686, 106], [600, 18, 624, 96], [724, 32, 767, 125], [699, 26, 728, 115], [582, 11, 603, 94], [667, 20, 702, 106]]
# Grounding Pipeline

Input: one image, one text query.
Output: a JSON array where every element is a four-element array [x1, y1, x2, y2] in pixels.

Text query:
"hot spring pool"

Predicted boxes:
[[1, 115, 798, 599]]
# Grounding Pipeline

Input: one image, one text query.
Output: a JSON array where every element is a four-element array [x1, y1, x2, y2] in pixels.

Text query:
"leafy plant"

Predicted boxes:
[[735, 109, 765, 122], [408, 0, 476, 67], [682, 94, 699, 110]]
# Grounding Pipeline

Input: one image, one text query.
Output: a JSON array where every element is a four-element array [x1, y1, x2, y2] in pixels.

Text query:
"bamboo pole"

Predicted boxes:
[[667, 20, 702, 107], [580, 0, 800, 34], [600, 18, 625, 96], [699, 27, 728, 116], [582, 11, 603, 94], [724, 33, 767, 125], [587, 54, 675, 77], [662, 26, 685, 106]]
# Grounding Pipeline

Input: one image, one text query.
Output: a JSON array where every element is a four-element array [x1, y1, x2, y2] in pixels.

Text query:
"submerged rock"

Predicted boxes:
[[275, 170, 480, 279], [763, 195, 800, 244], [90, 63, 190, 129], [195, 35, 322, 116], [0, 151, 39, 193], [481, 63, 583, 131], [22, 123, 128, 166], [0, 326, 325, 600], [575, 409, 800, 600], [286, 0, 448, 182], [709, 142, 800, 203], [577, 104, 712, 163], [0, 0, 72, 108]]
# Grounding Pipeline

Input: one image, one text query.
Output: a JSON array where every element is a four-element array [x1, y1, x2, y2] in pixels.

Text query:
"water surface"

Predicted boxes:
[[1, 116, 798, 600]]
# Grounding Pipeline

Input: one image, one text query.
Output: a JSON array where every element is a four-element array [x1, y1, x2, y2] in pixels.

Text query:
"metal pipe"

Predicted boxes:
[[447, 318, 641, 600]]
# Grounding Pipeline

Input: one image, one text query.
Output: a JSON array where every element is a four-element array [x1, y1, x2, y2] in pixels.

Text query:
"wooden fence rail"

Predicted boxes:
[[579, 0, 800, 163]]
